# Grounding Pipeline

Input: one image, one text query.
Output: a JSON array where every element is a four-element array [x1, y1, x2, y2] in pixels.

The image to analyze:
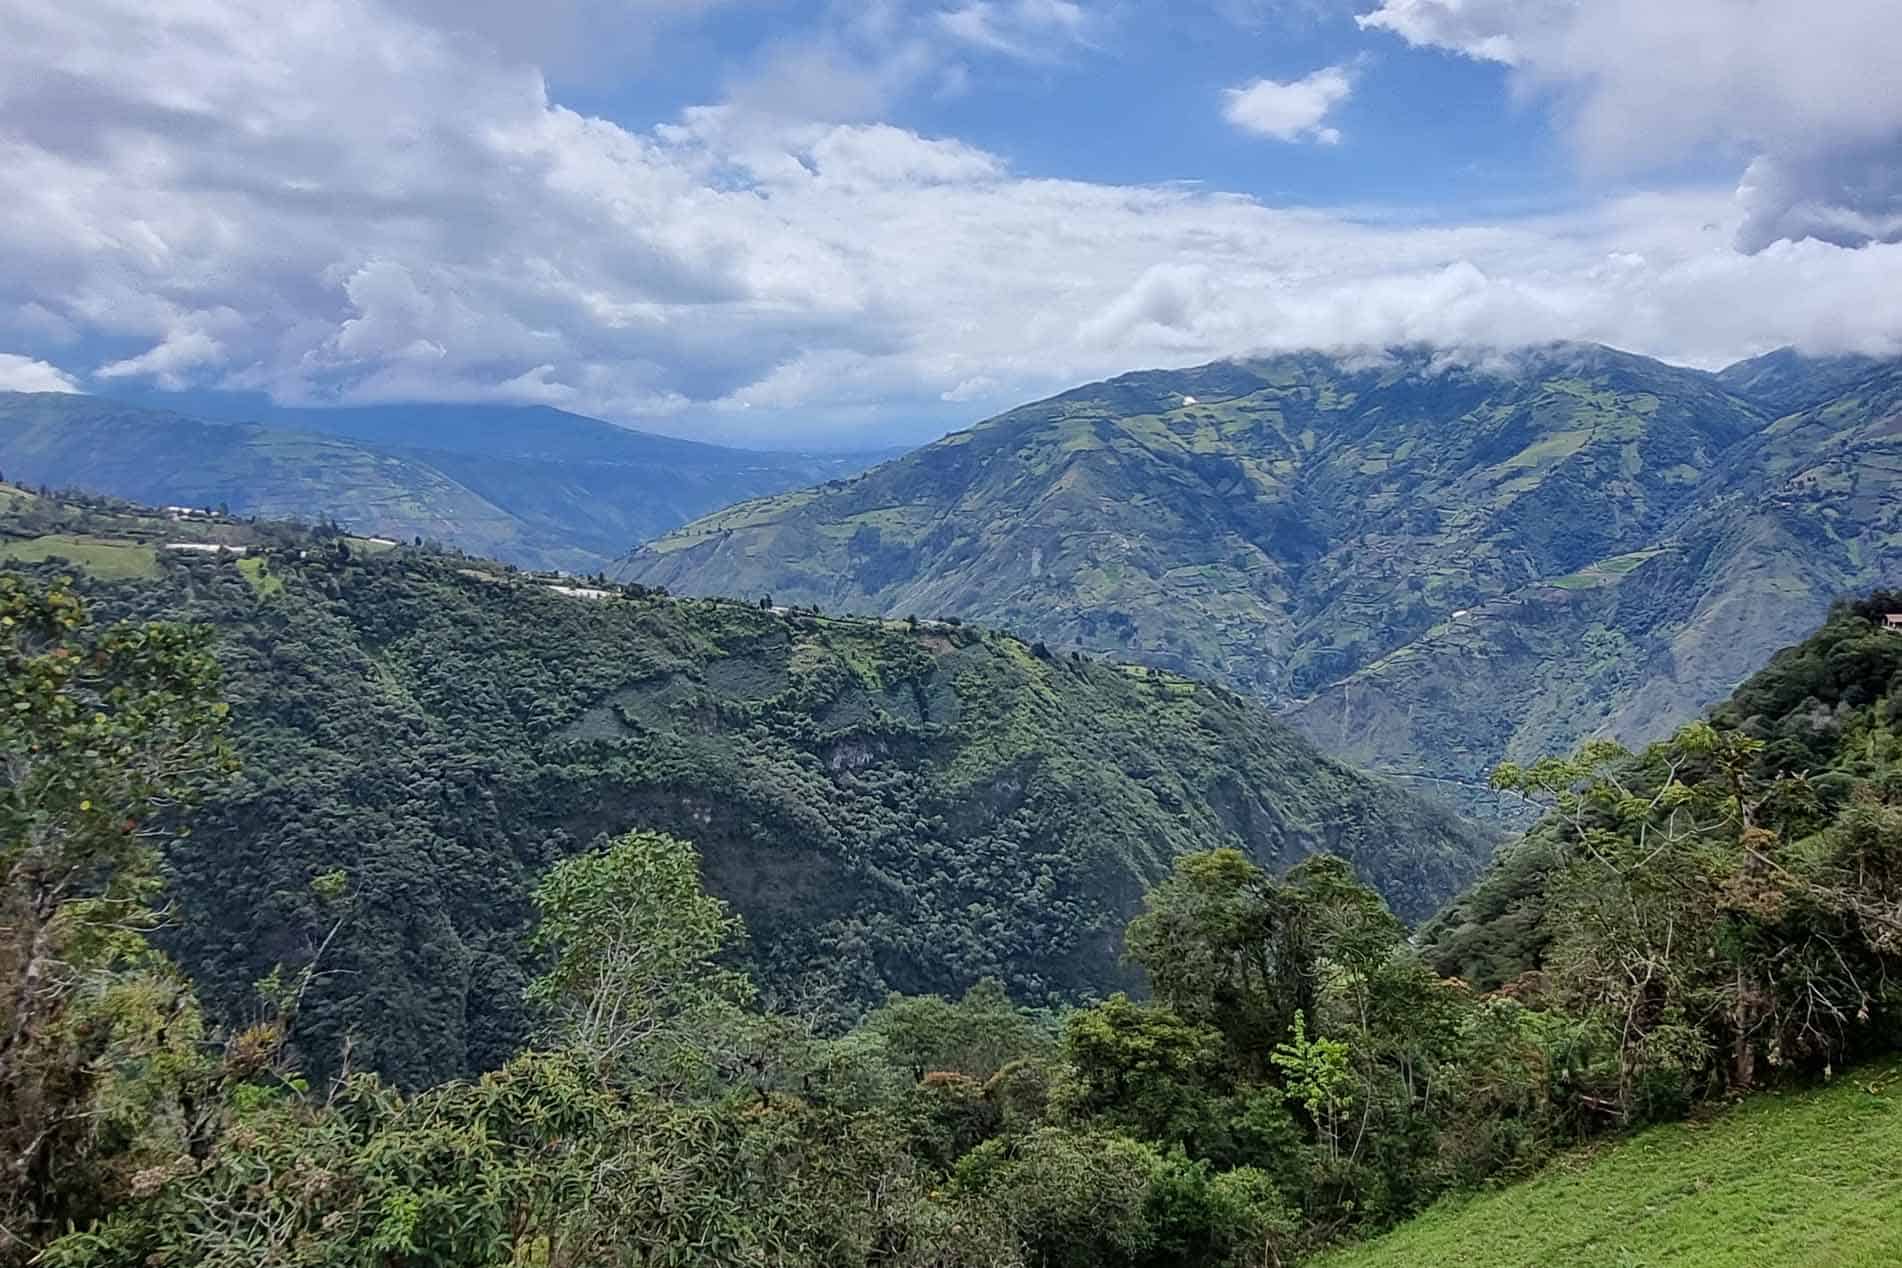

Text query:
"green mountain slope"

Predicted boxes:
[[1296, 356, 1902, 814], [626, 345, 1902, 817], [0, 392, 881, 571], [0, 489, 1492, 1087], [1715, 346, 1888, 415], [1315, 1067, 1902, 1268], [1422, 587, 1902, 991]]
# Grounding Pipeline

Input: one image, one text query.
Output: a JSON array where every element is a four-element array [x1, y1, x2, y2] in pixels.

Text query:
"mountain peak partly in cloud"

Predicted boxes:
[[3, 0, 1900, 444]]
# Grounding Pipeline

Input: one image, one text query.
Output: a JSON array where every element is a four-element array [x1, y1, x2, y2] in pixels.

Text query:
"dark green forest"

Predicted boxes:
[[6, 564, 1902, 1267], [0, 491, 1485, 1088]]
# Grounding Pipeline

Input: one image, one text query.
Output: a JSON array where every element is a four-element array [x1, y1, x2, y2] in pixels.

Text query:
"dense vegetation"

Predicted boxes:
[[0, 392, 882, 572], [627, 344, 1902, 820], [9, 578, 1902, 1267], [0, 487, 1488, 1089], [1425, 590, 1902, 998]]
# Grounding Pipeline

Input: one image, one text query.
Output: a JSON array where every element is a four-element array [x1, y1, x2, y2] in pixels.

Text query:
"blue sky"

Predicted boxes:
[[2, 0, 1901, 446], [581, 3, 1556, 206]]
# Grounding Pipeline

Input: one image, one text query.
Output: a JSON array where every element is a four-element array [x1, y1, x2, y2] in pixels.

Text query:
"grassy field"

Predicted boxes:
[[237, 555, 284, 597], [1317, 1067, 1902, 1268], [0, 533, 159, 579]]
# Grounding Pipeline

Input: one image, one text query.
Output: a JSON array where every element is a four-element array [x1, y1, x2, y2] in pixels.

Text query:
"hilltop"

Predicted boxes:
[[0, 485, 1490, 1087], [0, 392, 883, 572], [626, 344, 1902, 818]]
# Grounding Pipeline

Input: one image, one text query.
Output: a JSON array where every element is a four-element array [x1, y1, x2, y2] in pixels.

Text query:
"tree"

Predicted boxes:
[[524, 830, 750, 1080], [952, 1128, 1162, 1268], [1056, 994, 1228, 1150], [1126, 851, 1408, 1073], [1124, 850, 1290, 1063], [951, 1128, 1296, 1268], [0, 577, 235, 1258], [1493, 720, 1902, 1111], [864, 978, 1054, 1082], [1270, 1011, 1353, 1163]]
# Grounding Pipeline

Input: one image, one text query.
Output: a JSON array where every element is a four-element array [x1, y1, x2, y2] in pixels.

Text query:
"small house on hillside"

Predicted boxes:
[[1885, 613, 1902, 632]]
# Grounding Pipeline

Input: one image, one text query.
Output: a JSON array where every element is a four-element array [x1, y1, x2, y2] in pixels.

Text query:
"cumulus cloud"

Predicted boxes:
[[0, 354, 82, 394], [1223, 65, 1354, 143], [1735, 147, 1902, 255], [1078, 265, 1215, 346], [1356, 0, 1541, 64], [1358, 0, 1902, 253], [3, 0, 1902, 444]]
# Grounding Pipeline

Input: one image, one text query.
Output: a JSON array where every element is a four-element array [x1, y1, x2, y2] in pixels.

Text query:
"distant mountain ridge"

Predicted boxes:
[[0, 392, 890, 571], [625, 343, 1902, 817], [1713, 347, 1890, 416]]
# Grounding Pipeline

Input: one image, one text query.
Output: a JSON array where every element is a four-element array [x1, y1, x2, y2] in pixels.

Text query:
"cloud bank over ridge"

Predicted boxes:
[[4, 0, 1902, 441]]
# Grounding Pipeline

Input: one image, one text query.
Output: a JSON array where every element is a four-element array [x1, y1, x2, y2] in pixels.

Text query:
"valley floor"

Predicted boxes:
[[1317, 1066, 1902, 1268]]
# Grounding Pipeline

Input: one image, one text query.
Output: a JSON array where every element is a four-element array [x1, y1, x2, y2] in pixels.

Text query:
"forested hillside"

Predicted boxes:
[[1422, 589, 1902, 992], [627, 344, 1902, 818], [0, 487, 1487, 1088], [12, 562, 1902, 1268], [0, 392, 882, 571]]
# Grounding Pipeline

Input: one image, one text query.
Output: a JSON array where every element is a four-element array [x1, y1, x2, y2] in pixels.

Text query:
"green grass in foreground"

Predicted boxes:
[[0, 534, 158, 579], [1317, 1066, 1902, 1268]]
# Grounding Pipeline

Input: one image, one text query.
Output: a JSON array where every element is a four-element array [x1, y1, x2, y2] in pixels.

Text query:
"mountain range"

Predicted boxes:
[[0, 392, 889, 572], [625, 343, 1902, 817], [10, 343, 1898, 820]]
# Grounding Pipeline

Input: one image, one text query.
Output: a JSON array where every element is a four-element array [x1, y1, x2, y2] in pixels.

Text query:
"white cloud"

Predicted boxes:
[[1078, 264, 1214, 346], [937, 0, 1092, 60], [715, 1, 1095, 128], [724, 33, 938, 124], [2, 0, 1902, 445], [939, 5, 1015, 54], [387, 0, 743, 82], [1358, 0, 1902, 252], [0, 353, 82, 394], [1223, 65, 1354, 143], [97, 327, 229, 386], [1356, 0, 1537, 64]]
